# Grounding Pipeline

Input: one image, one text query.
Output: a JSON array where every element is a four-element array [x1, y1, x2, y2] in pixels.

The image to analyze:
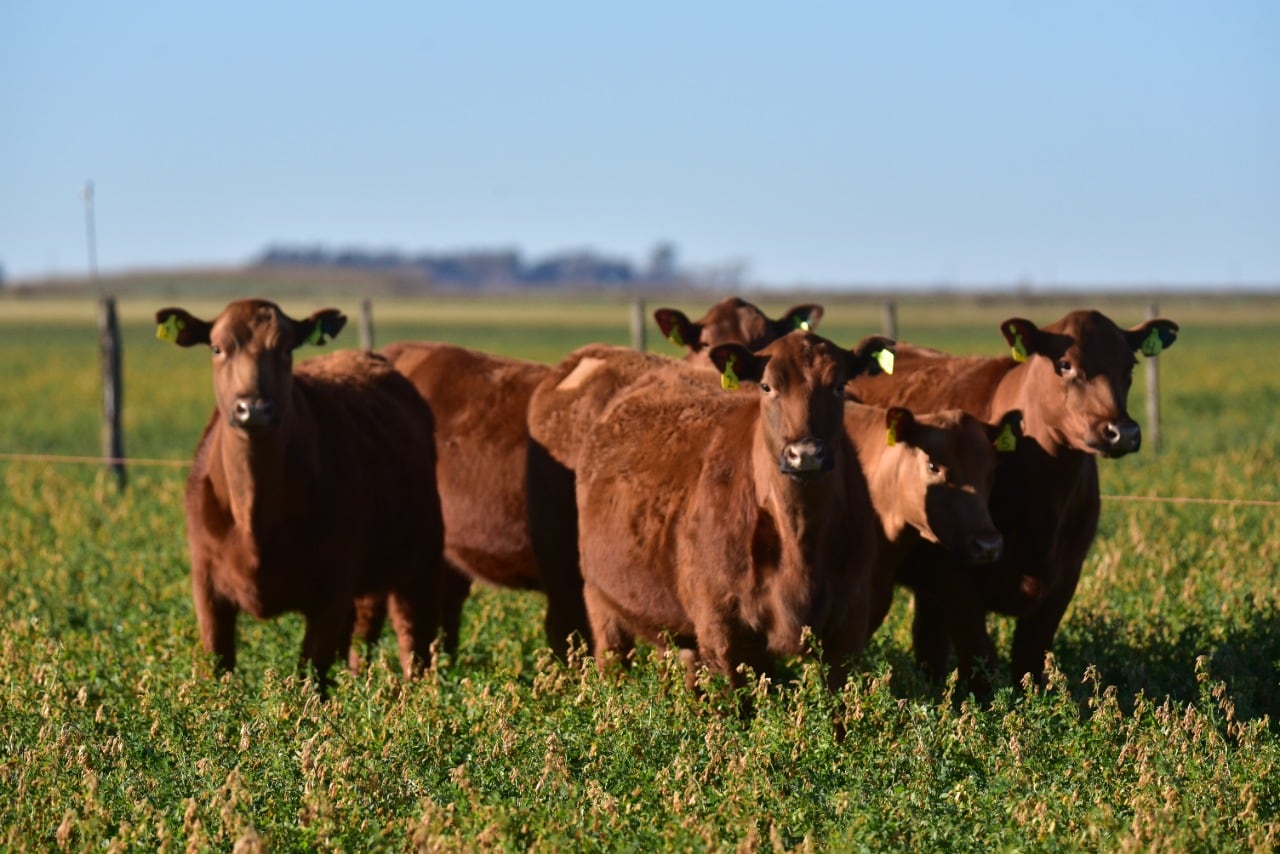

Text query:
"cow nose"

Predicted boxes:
[[232, 397, 274, 427], [1103, 419, 1141, 454], [779, 438, 831, 475], [965, 531, 1004, 564]]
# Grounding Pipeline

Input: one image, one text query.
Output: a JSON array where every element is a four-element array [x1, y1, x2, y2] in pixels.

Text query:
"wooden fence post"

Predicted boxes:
[[98, 295, 126, 491], [359, 298, 375, 350], [630, 297, 647, 352], [1145, 302, 1162, 453], [881, 299, 898, 340]]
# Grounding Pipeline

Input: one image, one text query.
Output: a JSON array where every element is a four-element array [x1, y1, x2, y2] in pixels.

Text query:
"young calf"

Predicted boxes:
[[653, 296, 824, 366], [844, 404, 1022, 644], [157, 299, 444, 689], [848, 309, 1178, 687], [574, 330, 894, 689]]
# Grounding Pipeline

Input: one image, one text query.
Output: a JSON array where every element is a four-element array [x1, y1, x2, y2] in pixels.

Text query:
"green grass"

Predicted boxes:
[[1, 290, 1278, 849]]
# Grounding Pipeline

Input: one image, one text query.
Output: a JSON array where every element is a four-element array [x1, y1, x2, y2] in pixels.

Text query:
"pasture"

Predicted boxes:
[[1, 288, 1278, 849]]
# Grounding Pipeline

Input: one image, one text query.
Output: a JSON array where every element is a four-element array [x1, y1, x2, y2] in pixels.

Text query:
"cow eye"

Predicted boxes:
[[927, 460, 941, 475], [832, 382, 846, 398], [759, 382, 772, 393], [210, 344, 222, 356], [1056, 359, 1072, 374]]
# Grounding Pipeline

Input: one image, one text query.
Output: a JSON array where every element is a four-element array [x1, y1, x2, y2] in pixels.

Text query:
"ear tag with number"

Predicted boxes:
[[1140, 327, 1164, 357], [993, 422, 1017, 453], [886, 412, 901, 447], [873, 348, 894, 375], [721, 353, 740, 390], [157, 314, 185, 344], [1007, 324, 1028, 362]]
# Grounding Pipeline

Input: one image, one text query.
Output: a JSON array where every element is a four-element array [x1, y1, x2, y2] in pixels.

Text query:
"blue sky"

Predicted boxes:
[[3, 2, 1277, 288]]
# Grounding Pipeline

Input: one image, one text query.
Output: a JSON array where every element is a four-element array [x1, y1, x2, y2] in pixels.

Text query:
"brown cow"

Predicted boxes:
[[156, 299, 444, 689], [844, 403, 1022, 644], [847, 309, 1179, 688], [653, 296, 824, 366], [574, 330, 895, 689], [375, 342, 556, 653]]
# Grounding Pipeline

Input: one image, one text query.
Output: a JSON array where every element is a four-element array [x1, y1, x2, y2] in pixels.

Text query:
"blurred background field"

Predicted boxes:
[[1, 284, 1278, 849]]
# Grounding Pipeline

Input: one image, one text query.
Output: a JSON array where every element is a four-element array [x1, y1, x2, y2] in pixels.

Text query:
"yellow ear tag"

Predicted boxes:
[[1007, 324, 1028, 362], [873, 348, 894, 375], [993, 422, 1017, 453], [721, 354, 740, 391], [1140, 328, 1163, 357], [666, 326, 685, 348], [156, 314, 184, 343], [886, 413, 900, 447]]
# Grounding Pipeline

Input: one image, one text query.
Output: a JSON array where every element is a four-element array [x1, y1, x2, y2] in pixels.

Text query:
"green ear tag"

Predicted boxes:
[[307, 324, 326, 346], [721, 354, 740, 391], [666, 326, 685, 348], [994, 422, 1017, 453], [886, 412, 900, 447], [795, 315, 811, 331], [1140, 327, 1163, 357], [873, 348, 894, 375], [1007, 324, 1028, 362], [156, 314, 185, 344]]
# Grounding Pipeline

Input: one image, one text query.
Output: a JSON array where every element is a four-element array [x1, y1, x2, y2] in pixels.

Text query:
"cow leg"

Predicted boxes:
[[909, 585, 952, 682], [438, 564, 473, 659], [582, 582, 634, 672], [386, 584, 441, 679], [544, 573, 590, 661], [528, 447, 586, 658], [1009, 577, 1078, 687], [299, 606, 347, 694], [192, 564, 238, 672], [347, 594, 387, 673]]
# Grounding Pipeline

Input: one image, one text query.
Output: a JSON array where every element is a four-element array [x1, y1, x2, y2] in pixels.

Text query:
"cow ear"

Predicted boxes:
[[779, 304, 824, 333], [296, 308, 347, 348], [1126, 318, 1179, 357], [155, 308, 211, 347], [1000, 318, 1040, 362], [988, 409, 1023, 453], [849, 335, 896, 377], [885, 406, 916, 447], [653, 308, 701, 352], [709, 343, 764, 390]]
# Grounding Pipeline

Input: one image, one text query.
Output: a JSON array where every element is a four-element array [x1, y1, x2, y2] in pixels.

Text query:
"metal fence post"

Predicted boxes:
[[630, 297, 647, 352], [98, 295, 126, 491], [881, 299, 898, 340], [1145, 302, 1162, 453], [359, 298, 375, 350]]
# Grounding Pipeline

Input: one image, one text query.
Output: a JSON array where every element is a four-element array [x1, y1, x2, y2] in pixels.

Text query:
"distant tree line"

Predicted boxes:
[[252, 242, 699, 289]]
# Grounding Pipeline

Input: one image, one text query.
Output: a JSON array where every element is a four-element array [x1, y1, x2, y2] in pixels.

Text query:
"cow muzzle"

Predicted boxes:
[[963, 531, 1004, 564], [231, 397, 276, 429], [1101, 419, 1141, 457], [779, 438, 833, 478]]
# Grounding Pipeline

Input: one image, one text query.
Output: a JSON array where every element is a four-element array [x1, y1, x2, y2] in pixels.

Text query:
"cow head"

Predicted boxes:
[[156, 299, 345, 432], [711, 331, 894, 480], [1000, 311, 1178, 457], [654, 297, 824, 366], [883, 407, 1022, 563]]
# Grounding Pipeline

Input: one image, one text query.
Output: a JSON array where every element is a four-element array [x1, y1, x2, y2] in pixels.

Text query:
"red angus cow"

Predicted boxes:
[[157, 300, 444, 689], [574, 331, 894, 689], [377, 342, 555, 653], [653, 296, 824, 366], [848, 309, 1178, 687]]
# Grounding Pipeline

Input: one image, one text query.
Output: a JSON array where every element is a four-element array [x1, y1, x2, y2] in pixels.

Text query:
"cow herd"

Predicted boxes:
[[155, 296, 1178, 698]]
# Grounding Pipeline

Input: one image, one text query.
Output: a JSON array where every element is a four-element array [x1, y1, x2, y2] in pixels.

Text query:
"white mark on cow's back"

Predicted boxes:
[[556, 357, 606, 391]]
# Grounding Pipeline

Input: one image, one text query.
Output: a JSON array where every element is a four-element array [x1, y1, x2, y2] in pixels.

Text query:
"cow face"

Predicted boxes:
[[1001, 311, 1178, 458], [712, 332, 894, 479], [654, 297, 824, 364], [156, 299, 345, 432], [885, 408, 1022, 562]]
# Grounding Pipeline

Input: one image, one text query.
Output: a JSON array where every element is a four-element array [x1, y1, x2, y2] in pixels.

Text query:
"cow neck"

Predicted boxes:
[[864, 444, 916, 553], [209, 389, 318, 536], [750, 426, 842, 574]]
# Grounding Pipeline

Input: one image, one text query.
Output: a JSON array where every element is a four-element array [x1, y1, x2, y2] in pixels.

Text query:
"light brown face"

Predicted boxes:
[[719, 330, 854, 479], [206, 301, 300, 431], [1003, 310, 1178, 458], [154, 299, 346, 433], [890, 409, 1006, 563]]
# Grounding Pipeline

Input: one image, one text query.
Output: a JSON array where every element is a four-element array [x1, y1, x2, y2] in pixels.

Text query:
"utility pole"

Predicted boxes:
[[83, 181, 99, 287]]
